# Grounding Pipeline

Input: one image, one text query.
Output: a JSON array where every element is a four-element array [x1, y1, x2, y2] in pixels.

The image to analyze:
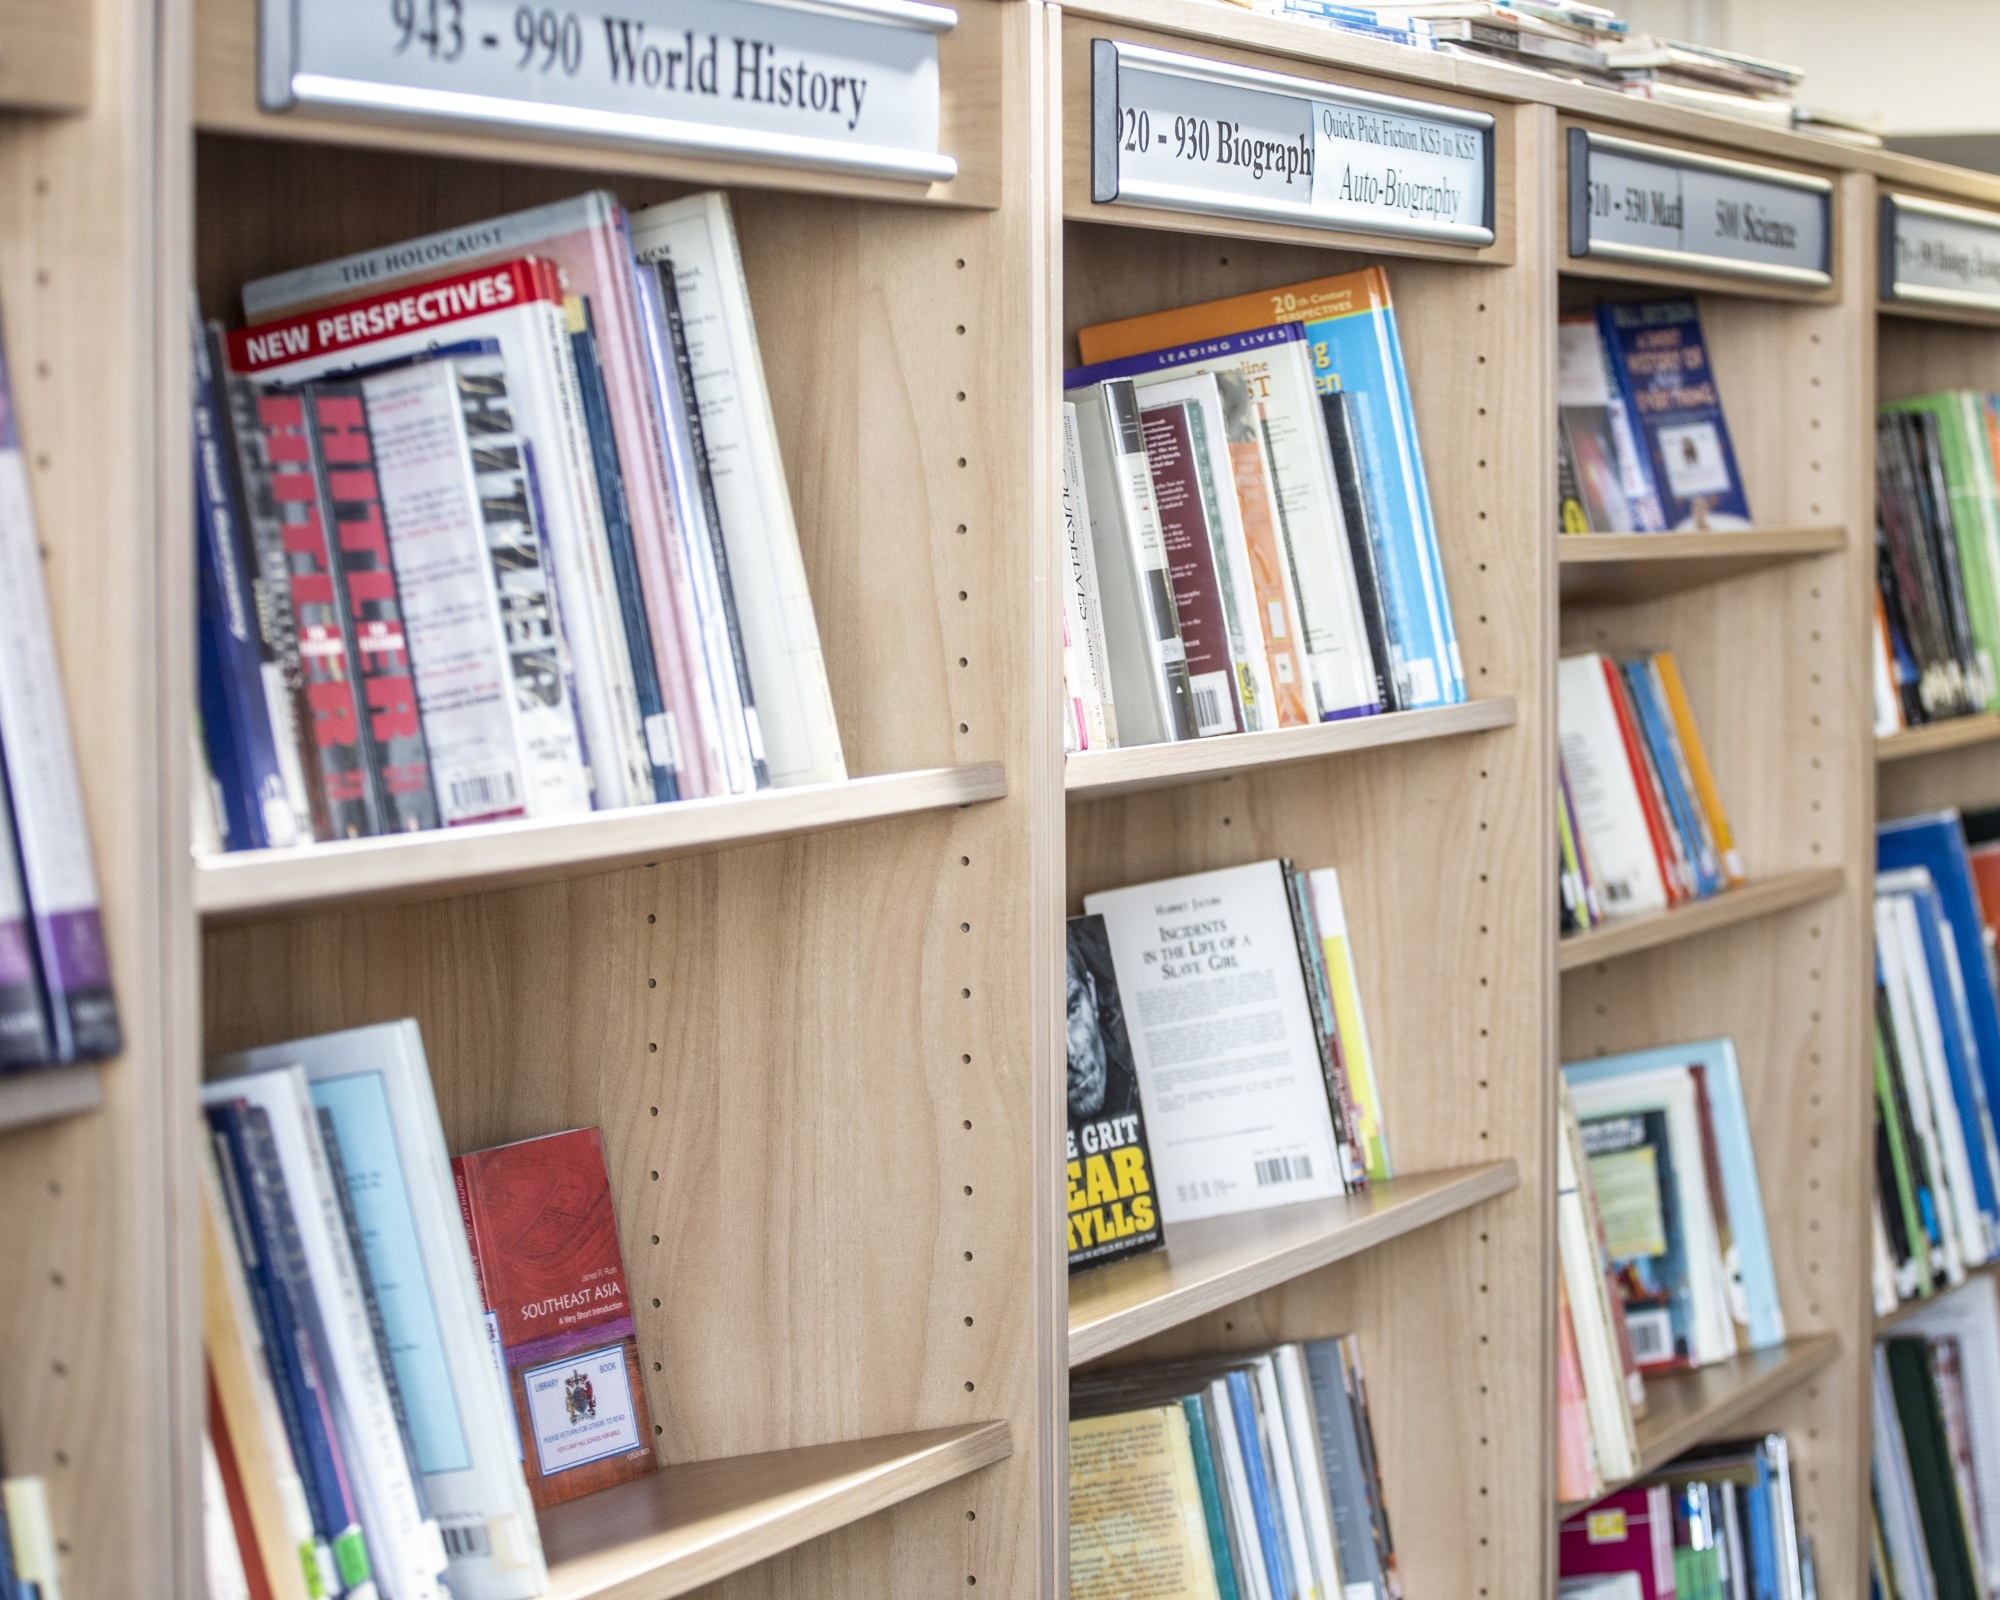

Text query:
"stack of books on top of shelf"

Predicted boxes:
[[0, 318, 122, 1081], [1874, 393, 2000, 737], [1555, 1041, 1785, 1506], [1060, 270, 1464, 754], [1558, 299, 1752, 536], [1871, 810, 2000, 1317], [195, 190, 847, 857], [1560, 1433, 1816, 1598], [1068, 1338, 1400, 1600], [1066, 858, 1390, 1272], [1873, 1278, 2000, 1600], [1558, 649, 1745, 933], [203, 1021, 655, 1600]]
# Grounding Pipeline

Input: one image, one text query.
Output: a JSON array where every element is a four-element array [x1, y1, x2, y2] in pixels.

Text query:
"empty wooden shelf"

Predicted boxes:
[[1558, 529, 1847, 606]]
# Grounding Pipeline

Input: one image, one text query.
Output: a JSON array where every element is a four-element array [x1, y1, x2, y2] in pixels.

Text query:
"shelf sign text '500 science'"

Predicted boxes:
[[1566, 128, 1831, 288], [259, 0, 959, 183], [1090, 40, 1493, 247]]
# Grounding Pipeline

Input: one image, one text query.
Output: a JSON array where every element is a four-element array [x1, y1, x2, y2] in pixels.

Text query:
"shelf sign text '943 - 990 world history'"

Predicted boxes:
[[1091, 40, 1493, 247], [259, 0, 959, 183]]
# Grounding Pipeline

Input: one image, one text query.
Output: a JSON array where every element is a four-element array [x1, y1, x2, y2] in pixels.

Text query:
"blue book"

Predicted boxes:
[[1597, 300, 1752, 530], [1621, 660, 1720, 897], [1564, 1038, 1787, 1351], [568, 295, 678, 805], [1226, 1367, 1294, 1600], [193, 310, 295, 851]]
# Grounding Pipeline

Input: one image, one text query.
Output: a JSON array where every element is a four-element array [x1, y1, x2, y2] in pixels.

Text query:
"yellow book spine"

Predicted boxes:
[[1309, 868, 1392, 1183], [1654, 652, 1744, 884]]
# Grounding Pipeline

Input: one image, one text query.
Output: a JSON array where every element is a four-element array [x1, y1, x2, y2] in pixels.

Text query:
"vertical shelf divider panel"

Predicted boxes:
[[1055, 12, 1559, 1590], [183, 0, 1060, 1594], [0, 0, 198, 1593], [1554, 141, 1878, 1592]]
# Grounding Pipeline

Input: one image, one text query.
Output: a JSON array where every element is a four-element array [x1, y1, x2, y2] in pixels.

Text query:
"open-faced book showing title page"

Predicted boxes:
[[1086, 860, 1345, 1225]]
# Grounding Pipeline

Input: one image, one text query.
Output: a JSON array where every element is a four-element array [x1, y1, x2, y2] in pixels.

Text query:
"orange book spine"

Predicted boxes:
[[1226, 435, 1315, 727], [1654, 651, 1744, 884], [1076, 267, 1386, 365]]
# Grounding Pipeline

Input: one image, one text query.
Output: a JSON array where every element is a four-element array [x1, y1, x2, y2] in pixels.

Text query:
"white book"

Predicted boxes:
[[1897, 1275, 2000, 1588], [1556, 1085, 1639, 1482], [1207, 1378, 1275, 1600], [1878, 892, 1970, 1286], [1567, 1065, 1736, 1366], [1558, 653, 1668, 918], [201, 1067, 449, 1600], [363, 358, 591, 825], [1127, 333, 1380, 721], [627, 192, 847, 788], [1140, 373, 1278, 734], [1085, 859, 1344, 1223], [226, 260, 653, 813], [1882, 884, 1990, 1265], [1273, 1344, 1346, 1600], [1061, 401, 1117, 748], [1872, 1196, 1903, 1318], [212, 1024, 547, 1599], [1251, 1355, 1321, 1600]]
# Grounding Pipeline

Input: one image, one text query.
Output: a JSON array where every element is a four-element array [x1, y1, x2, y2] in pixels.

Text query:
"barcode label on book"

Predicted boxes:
[[1254, 1153, 1311, 1187], [441, 1522, 491, 1558], [1190, 671, 1236, 737], [446, 768, 520, 822], [1625, 1306, 1673, 1364]]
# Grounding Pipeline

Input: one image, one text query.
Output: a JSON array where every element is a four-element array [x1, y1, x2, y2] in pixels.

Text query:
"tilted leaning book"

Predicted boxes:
[[1065, 914, 1163, 1271]]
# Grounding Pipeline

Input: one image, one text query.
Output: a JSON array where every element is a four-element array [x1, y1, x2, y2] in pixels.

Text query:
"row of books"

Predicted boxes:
[[0, 323, 121, 1075], [195, 189, 846, 855], [1873, 1282, 2000, 1600], [1871, 810, 2000, 1315], [1558, 300, 1752, 536], [1066, 858, 1390, 1271], [1556, 1039, 1784, 1505], [203, 1021, 654, 1600], [0, 1476, 56, 1600], [1558, 650, 1746, 932], [1068, 1339, 1399, 1600], [1873, 395, 2000, 735], [1559, 1434, 1815, 1599], [1059, 269, 1464, 753]]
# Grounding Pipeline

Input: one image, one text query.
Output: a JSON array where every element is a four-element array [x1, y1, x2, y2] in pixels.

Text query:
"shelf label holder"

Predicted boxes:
[[259, 0, 959, 184], [1566, 128, 1831, 287], [1882, 192, 2000, 313], [1090, 40, 1494, 247]]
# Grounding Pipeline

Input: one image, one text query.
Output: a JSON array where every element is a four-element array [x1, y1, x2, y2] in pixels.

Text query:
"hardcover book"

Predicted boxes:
[[1066, 914, 1163, 1271], [453, 1128, 657, 1510]]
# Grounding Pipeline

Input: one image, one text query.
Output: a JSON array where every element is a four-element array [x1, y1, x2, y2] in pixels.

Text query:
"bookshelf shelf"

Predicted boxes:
[[1875, 1266, 2000, 1334], [1877, 714, 2000, 762], [1067, 1163, 1518, 1369], [0, 1067, 101, 1136], [538, 1423, 1011, 1600], [194, 764, 1007, 922], [1557, 868, 1845, 972], [1558, 1336, 1842, 1519], [1556, 528, 1848, 606], [0, 1, 91, 113], [1064, 698, 1518, 801]]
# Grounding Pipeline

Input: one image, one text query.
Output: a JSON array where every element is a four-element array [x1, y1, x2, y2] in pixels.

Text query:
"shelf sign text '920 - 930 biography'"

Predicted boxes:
[[1882, 193, 2000, 313], [1090, 40, 1493, 247], [259, 0, 958, 183], [1567, 128, 1831, 288]]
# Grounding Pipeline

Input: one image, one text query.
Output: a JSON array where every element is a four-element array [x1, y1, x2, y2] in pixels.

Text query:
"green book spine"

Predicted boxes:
[[1876, 1009, 1931, 1292], [1183, 1394, 1243, 1600], [1886, 1335, 1984, 1600], [1893, 395, 2000, 706]]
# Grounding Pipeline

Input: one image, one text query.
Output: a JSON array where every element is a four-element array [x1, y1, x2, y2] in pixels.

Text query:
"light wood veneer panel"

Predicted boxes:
[[0, 1067, 102, 1133], [1557, 528, 1847, 607], [0, 0, 90, 110]]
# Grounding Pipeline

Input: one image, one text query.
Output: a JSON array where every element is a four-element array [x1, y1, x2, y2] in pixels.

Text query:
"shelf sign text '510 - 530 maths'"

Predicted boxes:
[[259, 0, 960, 184], [1091, 39, 1493, 247]]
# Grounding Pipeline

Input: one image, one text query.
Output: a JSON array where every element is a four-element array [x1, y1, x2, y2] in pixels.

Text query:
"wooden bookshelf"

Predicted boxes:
[[1877, 714, 2000, 762], [1068, 1163, 1518, 1368], [1558, 1336, 1843, 1518], [0, 1, 91, 112], [1557, 528, 1848, 607], [195, 764, 1008, 921], [1875, 1264, 2000, 1334], [0, 1067, 102, 1135], [1557, 868, 1845, 972], [1064, 699, 1517, 801], [540, 1424, 1011, 1600]]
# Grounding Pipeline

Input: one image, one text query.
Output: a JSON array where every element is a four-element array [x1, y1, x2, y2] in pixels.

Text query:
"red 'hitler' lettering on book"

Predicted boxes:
[[454, 1127, 656, 1510], [257, 390, 379, 839], [308, 384, 436, 833]]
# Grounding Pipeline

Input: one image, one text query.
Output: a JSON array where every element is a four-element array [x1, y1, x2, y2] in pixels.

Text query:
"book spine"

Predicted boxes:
[[1653, 652, 1743, 883], [1601, 656, 1686, 904], [1141, 404, 1243, 738], [1306, 867, 1390, 1183], [1303, 1341, 1384, 1596], [198, 463, 259, 854], [1215, 380, 1313, 729], [193, 305, 300, 851], [0, 338, 120, 1062], [1320, 390, 1403, 713], [1595, 311, 1668, 532], [1338, 1337, 1399, 1599], [1622, 659, 1717, 896], [567, 297, 679, 804], [1059, 403, 1115, 748], [1286, 862, 1363, 1191], [0, 745, 51, 1069], [1227, 1368, 1293, 1600], [1107, 381, 1199, 741], [1181, 1396, 1243, 1600], [307, 383, 439, 833], [1208, 1379, 1274, 1600], [1912, 413, 1986, 707]]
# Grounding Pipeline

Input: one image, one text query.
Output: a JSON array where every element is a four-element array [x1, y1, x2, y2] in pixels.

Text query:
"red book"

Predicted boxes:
[[453, 1128, 656, 1510], [1559, 1482, 1678, 1598], [1139, 402, 1243, 738], [1969, 842, 2000, 941], [1601, 657, 1685, 905], [208, 1365, 276, 1600]]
